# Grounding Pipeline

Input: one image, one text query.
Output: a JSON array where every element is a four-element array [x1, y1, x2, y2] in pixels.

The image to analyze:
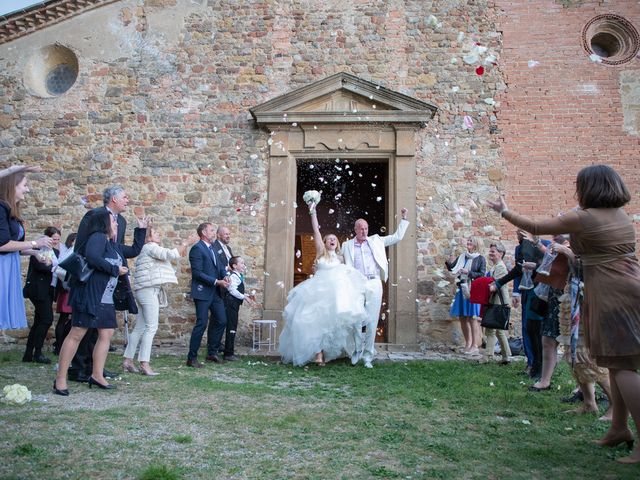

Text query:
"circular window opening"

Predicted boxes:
[[23, 44, 79, 98], [582, 14, 640, 65], [590, 32, 620, 58], [46, 64, 77, 95]]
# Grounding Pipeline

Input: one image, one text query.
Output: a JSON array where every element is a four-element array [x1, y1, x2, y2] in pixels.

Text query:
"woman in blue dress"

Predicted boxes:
[[446, 236, 486, 354], [0, 169, 53, 331], [54, 211, 129, 395]]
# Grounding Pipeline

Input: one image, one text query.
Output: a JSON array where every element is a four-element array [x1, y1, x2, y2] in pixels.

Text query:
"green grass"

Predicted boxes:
[[0, 349, 636, 479]]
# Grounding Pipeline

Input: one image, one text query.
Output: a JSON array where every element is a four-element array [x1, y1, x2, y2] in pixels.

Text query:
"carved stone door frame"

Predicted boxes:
[[251, 73, 437, 346]]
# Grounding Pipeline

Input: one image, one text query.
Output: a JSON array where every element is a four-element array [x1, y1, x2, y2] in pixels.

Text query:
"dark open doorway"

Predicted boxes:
[[294, 158, 390, 342]]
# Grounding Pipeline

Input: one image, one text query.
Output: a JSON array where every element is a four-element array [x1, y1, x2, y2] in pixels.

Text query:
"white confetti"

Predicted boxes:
[[484, 97, 495, 106], [291, 122, 297, 127], [527, 59, 540, 68], [276, 281, 285, 288], [267, 138, 273, 145], [522, 419, 531, 425], [376, 197, 382, 202], [371, 183, 376, 187], [489, 382, 495, 387], [328, 209, 335, 214], [425, 14, 442, 29], [589, 54, 603, 63], [250, 211, 257, 216], [250, 154, 258, 160], [463, 53, 479, 65]]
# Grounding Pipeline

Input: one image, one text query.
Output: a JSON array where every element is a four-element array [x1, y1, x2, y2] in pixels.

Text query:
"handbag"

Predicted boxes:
[[58, 252, 94, 283], [481, 288, 511, 330]]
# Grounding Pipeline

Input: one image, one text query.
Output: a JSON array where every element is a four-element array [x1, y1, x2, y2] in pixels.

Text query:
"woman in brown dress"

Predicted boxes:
[[488, 164, 640, 465]]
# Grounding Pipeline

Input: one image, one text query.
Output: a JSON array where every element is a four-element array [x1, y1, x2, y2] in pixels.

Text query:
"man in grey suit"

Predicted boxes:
[[342, 208, 409, 368]]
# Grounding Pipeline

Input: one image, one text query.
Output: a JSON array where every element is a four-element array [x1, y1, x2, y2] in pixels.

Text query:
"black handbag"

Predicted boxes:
[[481, 287, 511, 330], [58, 252, 94, 283]]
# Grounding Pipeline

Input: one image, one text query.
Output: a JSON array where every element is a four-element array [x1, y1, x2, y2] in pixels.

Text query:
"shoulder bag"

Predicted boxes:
[[58, 252, 94, 283], [481, 287, 511, 330]]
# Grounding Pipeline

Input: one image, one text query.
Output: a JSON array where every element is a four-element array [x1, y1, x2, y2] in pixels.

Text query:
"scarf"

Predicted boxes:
[[450, 251, 480, 276]]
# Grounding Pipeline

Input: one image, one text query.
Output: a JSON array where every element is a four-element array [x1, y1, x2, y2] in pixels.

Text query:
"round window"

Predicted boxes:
[[582, 14, 640, 65], [24, 44, 79, 98]]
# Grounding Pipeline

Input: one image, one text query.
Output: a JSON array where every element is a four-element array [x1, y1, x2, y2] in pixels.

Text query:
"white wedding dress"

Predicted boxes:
[[279, 253, 368, 366]]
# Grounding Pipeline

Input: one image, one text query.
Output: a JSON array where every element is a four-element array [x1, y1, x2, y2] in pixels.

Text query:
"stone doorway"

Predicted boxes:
[[294, 158, 390, 341], [250, 73, 437, 347]]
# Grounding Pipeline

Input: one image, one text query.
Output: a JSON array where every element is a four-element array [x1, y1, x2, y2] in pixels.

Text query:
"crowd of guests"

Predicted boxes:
[[441, 165, 639, 464], [0, 165, 253, 393], [1, 163, 639, 465]]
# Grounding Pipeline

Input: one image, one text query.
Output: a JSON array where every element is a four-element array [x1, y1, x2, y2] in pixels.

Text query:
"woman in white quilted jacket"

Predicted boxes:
[[122, 227, 198, 375]]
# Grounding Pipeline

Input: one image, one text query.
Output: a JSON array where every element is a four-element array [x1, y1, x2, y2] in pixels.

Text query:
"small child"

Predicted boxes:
[[224, 256, 256, 360]]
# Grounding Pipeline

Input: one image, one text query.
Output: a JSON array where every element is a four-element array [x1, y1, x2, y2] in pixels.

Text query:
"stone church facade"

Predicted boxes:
[[1, 0, 638, 350]]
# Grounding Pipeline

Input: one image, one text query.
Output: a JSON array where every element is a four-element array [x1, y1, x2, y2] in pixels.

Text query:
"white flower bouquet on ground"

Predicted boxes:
[[2, 384, 32, 405]]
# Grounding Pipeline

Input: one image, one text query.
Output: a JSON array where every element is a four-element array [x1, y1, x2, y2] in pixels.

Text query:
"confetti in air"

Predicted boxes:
[[527, 60, 540, 68]]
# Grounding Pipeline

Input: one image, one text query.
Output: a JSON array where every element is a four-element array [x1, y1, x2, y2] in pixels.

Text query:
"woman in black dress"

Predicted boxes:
[[53, 212, 128, 395]]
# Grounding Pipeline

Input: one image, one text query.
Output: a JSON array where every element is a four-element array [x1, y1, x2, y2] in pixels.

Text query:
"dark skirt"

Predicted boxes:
[[72, 303, 117, 329]]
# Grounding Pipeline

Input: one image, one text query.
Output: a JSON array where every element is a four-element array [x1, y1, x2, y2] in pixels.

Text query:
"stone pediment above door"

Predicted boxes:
[[250, 72, 437, 125]]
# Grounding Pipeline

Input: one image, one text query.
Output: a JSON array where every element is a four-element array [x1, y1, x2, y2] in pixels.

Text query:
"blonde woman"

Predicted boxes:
[[122, 227, 198, 375], [446, 236, 486, 354], [279, 202, 368, 366]]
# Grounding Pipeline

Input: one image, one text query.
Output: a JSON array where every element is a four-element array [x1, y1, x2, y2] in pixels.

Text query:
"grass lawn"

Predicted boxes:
[[0, 349, 637, 479]]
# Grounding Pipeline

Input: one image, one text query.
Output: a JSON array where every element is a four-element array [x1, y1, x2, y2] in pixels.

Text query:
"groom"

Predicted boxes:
[[342, 208, 409, 368]]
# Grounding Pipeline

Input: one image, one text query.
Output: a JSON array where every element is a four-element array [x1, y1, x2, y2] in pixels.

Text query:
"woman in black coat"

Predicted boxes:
[[22, 226, 61, 364], [53, 212, 129, 395]]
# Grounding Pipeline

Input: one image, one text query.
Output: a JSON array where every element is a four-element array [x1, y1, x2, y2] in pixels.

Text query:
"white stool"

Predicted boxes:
[[252, 320, 277, 352]]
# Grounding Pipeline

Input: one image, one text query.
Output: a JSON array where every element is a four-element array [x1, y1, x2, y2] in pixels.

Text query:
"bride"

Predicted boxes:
[[279, 196, 368, 366]]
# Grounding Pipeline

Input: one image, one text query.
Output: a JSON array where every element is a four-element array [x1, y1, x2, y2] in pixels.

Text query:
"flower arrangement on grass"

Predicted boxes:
[[2, 384, 32, 405]]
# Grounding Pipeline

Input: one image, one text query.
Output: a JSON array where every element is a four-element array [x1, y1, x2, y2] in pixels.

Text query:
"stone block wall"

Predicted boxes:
[[1, 0, 638, 349]]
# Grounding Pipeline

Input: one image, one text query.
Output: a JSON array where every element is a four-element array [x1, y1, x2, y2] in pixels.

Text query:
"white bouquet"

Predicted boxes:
[[2, 384, 32, 405], [302, 190, 321, 207]]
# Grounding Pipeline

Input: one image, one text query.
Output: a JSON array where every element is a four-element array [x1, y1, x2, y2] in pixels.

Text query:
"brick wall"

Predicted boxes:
[[496, 0, 640, 231]]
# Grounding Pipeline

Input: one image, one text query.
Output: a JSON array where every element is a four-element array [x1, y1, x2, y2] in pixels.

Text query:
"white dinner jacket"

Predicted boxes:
[[342, 219, 409, 282]]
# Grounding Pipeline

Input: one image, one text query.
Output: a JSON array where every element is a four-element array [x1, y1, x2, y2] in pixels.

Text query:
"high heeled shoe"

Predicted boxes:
[[122, 361, 140, 373], [594, 430, 634, 448], [53, 380, 69, 396], [139, 364, 159, 376], [88, 377, 116, 390]]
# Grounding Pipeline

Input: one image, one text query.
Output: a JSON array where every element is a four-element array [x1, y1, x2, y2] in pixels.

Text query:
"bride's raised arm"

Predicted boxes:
[[308, 202, 324, 258]]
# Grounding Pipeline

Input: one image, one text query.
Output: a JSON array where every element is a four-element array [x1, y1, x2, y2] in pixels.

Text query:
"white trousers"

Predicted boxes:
[[124, 286, 160, 362], [356, 278, 383, 363]]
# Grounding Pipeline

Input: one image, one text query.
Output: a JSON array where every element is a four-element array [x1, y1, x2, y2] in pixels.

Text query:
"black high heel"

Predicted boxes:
[[88, 377, 116, 390], [53, 380, 69, 396]]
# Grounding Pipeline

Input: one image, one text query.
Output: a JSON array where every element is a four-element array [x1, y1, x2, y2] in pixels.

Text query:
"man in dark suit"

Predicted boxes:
[[212, 225, 238, 361], [67, 186, 147, 381], [186, 222, 229, 368]]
